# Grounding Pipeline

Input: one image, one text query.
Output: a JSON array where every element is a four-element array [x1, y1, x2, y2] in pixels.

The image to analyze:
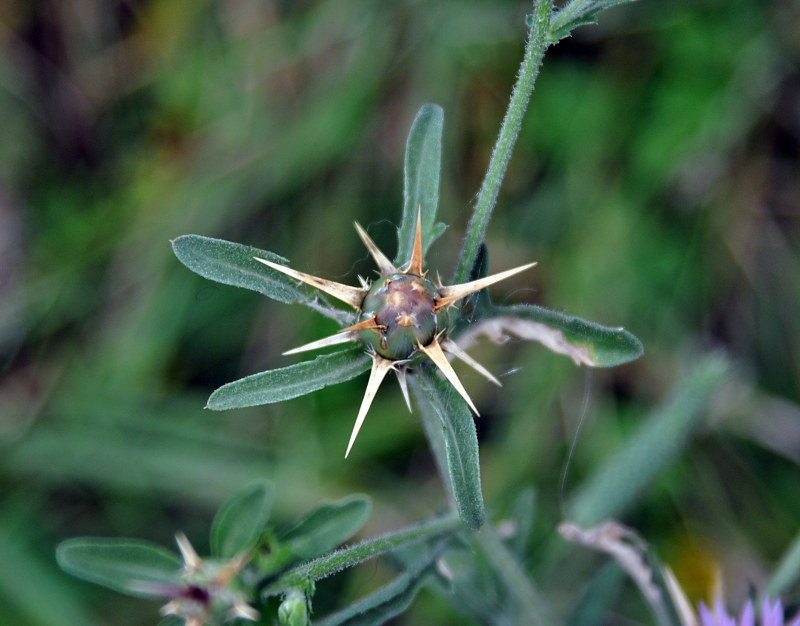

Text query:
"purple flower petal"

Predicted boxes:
[[738, 600, 754, 626], [762, 598, 784, 626]]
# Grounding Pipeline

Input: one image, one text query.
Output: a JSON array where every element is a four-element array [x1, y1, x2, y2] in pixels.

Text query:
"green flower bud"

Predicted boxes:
[[278, 587, 310, 626], [359, 273, 443, 360]]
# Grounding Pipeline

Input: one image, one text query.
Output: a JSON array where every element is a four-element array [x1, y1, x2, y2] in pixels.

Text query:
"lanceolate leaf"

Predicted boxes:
[[459, 304, 643, 368], [396, 104, 447, 267], [171, 235, 343, 321], [279, 495, 372, 562], [206, 348, 371, 410], [417, 369, 486, 530], [211, 480, 274, 559], [55, 538, 182, 597]]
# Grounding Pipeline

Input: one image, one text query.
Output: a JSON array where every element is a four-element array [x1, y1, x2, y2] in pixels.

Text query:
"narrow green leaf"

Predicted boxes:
[[767, 530, 800, 599], [55, 538, 182, 597], [417, 369, 486, 530], [471, 304, 643, 367], [211, 480, 275, 559], [279, 495, 371, 562], [565, 562, 626, 626], [548, 0, 639, 43], [568, 356, 728, 526], [505, 487, 536, 558], [171, 235, 342, 320], [315, 541, 447, 626], [263, 512, 462, 595], [206, 348, 371, 410], [0, 509, 96, 626], [395, 104, 446, 266]]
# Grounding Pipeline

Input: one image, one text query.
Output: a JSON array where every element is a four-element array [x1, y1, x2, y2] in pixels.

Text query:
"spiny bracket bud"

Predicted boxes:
[[358, 273, 446, 360], [257, 211, 534, 456]]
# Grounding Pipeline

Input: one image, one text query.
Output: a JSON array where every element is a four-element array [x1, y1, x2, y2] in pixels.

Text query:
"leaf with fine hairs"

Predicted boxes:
[[279, 494, 372, 562], [210, 480, 274, 559], [206, 348, 371, 410], [416, 368, 486, 530], [56, 538, 181, 597], [171, 234, 344, 321], [459, 303, 644, 368], [396, 104, 447, 267]]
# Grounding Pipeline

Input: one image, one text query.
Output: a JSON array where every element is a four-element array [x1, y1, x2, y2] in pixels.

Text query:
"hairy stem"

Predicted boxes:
[[453, 0, 553, 283]]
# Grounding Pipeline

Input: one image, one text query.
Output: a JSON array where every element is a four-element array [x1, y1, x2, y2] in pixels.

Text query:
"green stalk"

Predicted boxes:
[[453, 0, 553, 283], [262, 512, 461, 594], [473, 524, 552, 625]]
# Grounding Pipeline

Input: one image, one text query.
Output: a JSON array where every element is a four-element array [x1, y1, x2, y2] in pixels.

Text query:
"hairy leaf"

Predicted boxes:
[[396, 104, 446, 266], [417, 369, 486, 530], [56, 538, 181, 597], [206, 348, 371, 410], [280, 495, 371, 562], [171, 235, 344, 321], [211, 480, 274, 559], [460, 304, 643, 367]]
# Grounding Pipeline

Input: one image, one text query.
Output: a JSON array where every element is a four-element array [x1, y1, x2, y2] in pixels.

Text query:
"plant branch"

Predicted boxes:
[[453, 0, 553, 283], [261, 511, 461, 594]]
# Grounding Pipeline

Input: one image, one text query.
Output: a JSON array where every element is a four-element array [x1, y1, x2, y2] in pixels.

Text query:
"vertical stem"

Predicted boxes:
[[473, 524, 552, 625], [453, 0, 553, 284]]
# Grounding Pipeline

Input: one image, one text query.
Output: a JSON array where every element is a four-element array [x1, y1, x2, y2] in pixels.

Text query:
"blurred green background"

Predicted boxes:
[[1, 0, 799, 623]]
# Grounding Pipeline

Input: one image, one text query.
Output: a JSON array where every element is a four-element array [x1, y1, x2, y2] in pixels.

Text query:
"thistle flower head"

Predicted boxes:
[[254, 209, 535, 457]]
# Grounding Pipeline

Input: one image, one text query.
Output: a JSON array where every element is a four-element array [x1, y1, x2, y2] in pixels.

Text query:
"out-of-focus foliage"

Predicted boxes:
[[1, 0, 799, 623]]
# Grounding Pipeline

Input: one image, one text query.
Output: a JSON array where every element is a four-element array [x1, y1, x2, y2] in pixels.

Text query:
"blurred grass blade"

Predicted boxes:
[[548, 0, 639, 43], [55, 538, 182, 597], [565, 562, 625, 626], [0, 513, 96, 626], [467, 304, 643, 367], [396, 104, 447, 266], [315, 540, 447, 626], [263, 512, 461, 595], [766, 530, 800, 599], [280, 494, 372, 561], [211, 480, 274, 559], [171, 235, 341, 319], [472, 524, 551, 625], [417, 369, 486, 530], [206, 348, 371, 410], [568, 355, 728, 526], [506, 487, 536, 558]]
